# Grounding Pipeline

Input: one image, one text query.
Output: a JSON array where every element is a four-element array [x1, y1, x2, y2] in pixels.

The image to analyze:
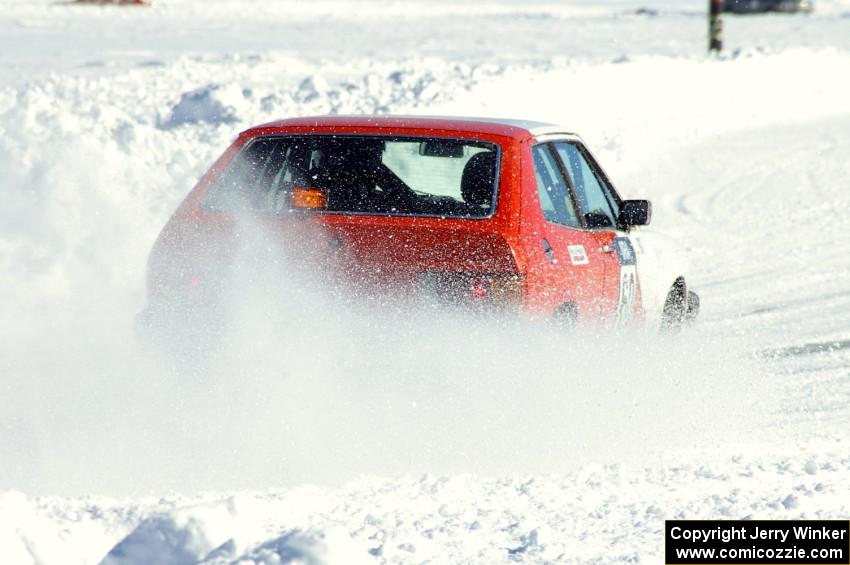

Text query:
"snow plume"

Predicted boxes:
[[3, 209, 771, 498], [128, 217, 782, 491]]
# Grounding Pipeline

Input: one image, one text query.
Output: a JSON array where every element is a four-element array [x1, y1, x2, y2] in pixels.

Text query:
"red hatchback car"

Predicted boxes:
[[139, 115, 698, 339]]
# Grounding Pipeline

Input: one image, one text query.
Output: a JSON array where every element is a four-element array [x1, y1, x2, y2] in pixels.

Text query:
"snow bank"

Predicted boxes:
[[159, 84, 246, 129], [99, 499, 244, 565], [9, 452, 850, 565], [0, 491, 47, 565], [236, 529, 372, 565], [98, 496, 371, 565], [0, 490, 119, 565]]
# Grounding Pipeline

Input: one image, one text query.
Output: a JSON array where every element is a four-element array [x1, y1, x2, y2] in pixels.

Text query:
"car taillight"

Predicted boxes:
[[420, 272, 523, 308], [468, 277, 489, 300], [290, 187, 328, 210], [483, 273, 524, 305]]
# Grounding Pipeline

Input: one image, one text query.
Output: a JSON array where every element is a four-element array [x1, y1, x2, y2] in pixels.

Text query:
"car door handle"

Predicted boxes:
[[541, 239, 555, 263]]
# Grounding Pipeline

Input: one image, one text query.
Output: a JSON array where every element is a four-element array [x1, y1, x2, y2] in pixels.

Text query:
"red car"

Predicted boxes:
[[139, 115, 698, 340]]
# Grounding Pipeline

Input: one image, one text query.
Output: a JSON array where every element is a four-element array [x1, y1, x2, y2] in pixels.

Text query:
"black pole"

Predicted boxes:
[[709, 0, 723, 52]]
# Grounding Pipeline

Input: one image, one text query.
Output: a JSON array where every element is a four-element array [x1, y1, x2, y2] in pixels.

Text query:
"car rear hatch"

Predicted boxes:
[[305, 216, 520, 308], [151, 132, 523, 312]]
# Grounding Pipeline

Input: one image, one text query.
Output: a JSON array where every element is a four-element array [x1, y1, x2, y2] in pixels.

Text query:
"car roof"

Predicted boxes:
[[247, 115, 580, 141]]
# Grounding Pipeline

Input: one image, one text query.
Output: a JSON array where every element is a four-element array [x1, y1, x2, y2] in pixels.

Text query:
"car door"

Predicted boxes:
[[530, 143, 614, 320], [551, 141, 640, 324]]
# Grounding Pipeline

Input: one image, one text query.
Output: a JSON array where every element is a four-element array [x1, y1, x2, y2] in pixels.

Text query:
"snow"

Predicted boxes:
[[2, 0, 850, 563]]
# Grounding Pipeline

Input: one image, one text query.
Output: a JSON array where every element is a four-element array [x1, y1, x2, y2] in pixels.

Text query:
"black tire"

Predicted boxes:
[[685, 291, 700, 322], [551, 302, 578, 331], [660, 278, 687, 332]]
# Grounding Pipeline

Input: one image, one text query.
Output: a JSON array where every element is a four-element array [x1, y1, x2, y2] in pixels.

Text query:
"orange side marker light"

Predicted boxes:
[[290, 187, 328, 210]]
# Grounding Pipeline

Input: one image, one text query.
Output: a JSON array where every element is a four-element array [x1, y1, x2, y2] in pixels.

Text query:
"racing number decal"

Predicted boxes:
[[568, 245, 589, 265], [617, 268, 637, 323], [612, 237, 637, 325]]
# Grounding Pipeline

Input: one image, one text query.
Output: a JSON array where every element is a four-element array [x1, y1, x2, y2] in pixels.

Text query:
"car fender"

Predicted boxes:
[[628, 226, 690, 327]]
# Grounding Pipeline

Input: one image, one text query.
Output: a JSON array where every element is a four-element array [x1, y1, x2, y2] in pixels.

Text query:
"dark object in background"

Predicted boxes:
[[709, 0, 723, 51], [72, 0, 149, 5], [724, 0, 813, 14]]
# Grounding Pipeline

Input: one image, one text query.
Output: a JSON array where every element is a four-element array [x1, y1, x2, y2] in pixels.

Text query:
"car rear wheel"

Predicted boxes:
[[551, 302, 578, 331], [660, 278, 687, 332], [685, 291, 700, 322]]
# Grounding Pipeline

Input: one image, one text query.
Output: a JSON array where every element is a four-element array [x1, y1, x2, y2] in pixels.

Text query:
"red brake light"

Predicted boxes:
[[420, 272, 523, 308], [469, 278, 489, 299]]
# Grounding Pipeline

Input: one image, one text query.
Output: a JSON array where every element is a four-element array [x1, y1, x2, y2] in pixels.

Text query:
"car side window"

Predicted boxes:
[[532, 145, 580, 228], [554, 142, 619, 228]]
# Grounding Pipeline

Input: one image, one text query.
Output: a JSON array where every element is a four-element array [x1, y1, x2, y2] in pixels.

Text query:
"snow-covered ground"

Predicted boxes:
[[2, 0, 850, 563]]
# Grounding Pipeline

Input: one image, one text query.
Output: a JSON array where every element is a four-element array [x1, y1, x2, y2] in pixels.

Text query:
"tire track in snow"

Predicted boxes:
[[651, 116, 850, 438]]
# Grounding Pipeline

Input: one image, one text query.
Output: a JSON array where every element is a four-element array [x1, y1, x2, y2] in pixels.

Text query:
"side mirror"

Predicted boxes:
[[618, 199, 652, 227]]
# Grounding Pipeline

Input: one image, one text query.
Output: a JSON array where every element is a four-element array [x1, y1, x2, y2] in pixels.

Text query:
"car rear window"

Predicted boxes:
[[202, 135, 500, 218]]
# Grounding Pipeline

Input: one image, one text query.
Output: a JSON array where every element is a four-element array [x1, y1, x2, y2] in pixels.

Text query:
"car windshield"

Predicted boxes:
[[203, 135, 499, 218]]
